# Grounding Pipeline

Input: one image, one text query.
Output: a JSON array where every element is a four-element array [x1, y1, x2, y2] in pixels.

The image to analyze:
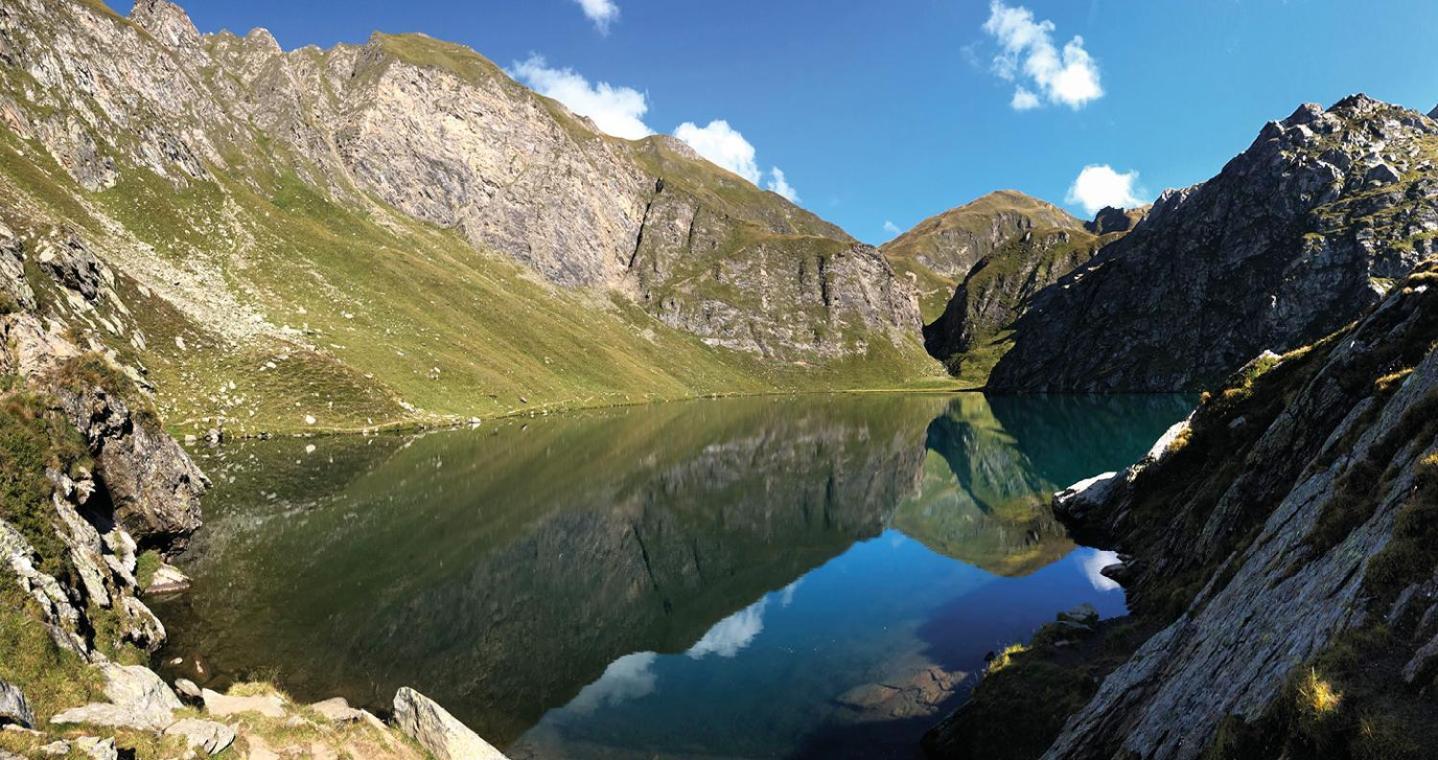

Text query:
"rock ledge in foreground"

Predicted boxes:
[[393, 687, 507, 760]]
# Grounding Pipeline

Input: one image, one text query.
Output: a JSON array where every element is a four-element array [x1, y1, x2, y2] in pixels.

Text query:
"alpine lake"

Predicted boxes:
[[150, 393, 1191, 759]]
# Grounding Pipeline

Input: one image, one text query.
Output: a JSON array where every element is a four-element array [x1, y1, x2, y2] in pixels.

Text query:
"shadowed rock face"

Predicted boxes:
[[0, 0, 920, 362], [990, 95, 1438, 392], [881, 191, 1087, 324], [1024, 260, 1438, 758], [921, 227, 1102, 377]]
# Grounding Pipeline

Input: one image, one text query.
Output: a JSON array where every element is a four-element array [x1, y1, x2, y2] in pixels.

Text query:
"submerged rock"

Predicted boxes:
[[145, 563, 192, 595]]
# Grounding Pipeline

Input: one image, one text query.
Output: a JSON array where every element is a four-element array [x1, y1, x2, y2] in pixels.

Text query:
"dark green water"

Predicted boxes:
[[152, 393, 1190, 759]]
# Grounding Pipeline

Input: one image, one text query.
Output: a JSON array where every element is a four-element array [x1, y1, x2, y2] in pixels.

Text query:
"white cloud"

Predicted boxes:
[[766, 167, 799, 202], [982, 1, 1103, 110], [883, 220, 902, 236], [510, 55, 652, 140], [1066, 164, 1144, 215], [1011, 86, 1041, 111], [673, 120, 762, 184], [573, 0, 619, 34]]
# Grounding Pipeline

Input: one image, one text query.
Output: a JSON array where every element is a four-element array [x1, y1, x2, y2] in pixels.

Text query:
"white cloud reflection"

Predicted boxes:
[[1078, 548, 1121, 592], [566, 651, 658, 714]]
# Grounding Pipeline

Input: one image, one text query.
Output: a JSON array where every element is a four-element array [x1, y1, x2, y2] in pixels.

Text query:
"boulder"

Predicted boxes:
[[310, 697, 364, 723], [392, 687, 507, 760], [51, 664, 181, 731], [74, 736, 118, 760], [200, 688, 285, 718], [1057, 602, 1100, 628], [174, 678, 203, 700], [38, 740, 70, 757], [163, 718, 236, 755], [1402, 630, 1438, 684], [0, 681, 33, 728], [52, 382, 208, 548], [1365, 161, 1402, 185]]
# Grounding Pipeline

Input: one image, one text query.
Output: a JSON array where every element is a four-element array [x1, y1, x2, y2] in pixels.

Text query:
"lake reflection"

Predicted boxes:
[[154, 393, 1190, 759]]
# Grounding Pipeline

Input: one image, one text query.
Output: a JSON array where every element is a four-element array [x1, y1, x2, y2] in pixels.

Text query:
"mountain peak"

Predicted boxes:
[[1085, 206, 1145, 235], [244, 27, 282, 54], [130, 0, 201, 50]]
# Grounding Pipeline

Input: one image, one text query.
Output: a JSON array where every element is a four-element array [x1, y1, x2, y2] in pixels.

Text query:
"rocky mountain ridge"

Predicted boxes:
[[988, 94, 1438, 392], [0, 0, 936, 439]]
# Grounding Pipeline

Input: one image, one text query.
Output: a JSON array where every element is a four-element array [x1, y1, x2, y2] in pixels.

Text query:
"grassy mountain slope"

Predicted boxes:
[[0, 0, 944, 436]]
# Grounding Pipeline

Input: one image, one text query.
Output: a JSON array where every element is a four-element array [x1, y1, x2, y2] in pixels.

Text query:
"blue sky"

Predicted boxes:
[[118, 0, 1438, 243]]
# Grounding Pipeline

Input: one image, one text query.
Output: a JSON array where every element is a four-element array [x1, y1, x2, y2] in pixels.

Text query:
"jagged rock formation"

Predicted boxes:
[[927, 259, 1438, 758], [0, 0, 925, 402], [1084, 206, 1146, 235], [990, 95, 1438, 392], [883, 191, 1085, 321]]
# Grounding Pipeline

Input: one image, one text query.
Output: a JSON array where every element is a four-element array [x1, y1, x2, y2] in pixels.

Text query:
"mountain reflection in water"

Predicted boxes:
[[153, 393, 1190, 759]]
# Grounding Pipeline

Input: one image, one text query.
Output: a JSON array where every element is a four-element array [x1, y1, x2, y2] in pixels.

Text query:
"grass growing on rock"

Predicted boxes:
[[0, 583, 101, 723], [0, 391, 91, 576]]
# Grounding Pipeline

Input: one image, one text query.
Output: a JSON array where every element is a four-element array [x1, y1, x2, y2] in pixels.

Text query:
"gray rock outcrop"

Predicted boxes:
[[0, 681, 33, 728], [51, 665, 183, 732], [884, 190, 1086, 282], [990, 95, 1438, 391], [393, 687, 508, 760], [162, 718, 237, 755], [53, 383, 207, 548], [922, 227, 1102, 378]]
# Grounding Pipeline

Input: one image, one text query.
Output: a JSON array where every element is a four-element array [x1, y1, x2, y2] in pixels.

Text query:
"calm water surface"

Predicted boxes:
[[153, 393, 1190, 759]]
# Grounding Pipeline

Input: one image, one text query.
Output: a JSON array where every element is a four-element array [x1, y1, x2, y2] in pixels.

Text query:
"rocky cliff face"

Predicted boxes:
[[989, 95, 1438, 392], [882, 191, 1085, 322], [0, 0, 922, 380], [922, 226, 1105, 384], [930, 259, 1438, 759]]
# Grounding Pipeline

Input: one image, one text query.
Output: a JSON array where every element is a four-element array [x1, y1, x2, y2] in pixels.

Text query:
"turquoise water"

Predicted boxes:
[[153, 393, 1190, 759]]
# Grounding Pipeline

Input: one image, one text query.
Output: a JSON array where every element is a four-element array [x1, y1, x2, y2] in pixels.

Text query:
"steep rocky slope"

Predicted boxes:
[[0, 0, 936, 437], [989, 95, 1438, 392], [882, 191, 1085, 322], [921, 226, 1107, 386], [927, 258, 1438, 759]]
